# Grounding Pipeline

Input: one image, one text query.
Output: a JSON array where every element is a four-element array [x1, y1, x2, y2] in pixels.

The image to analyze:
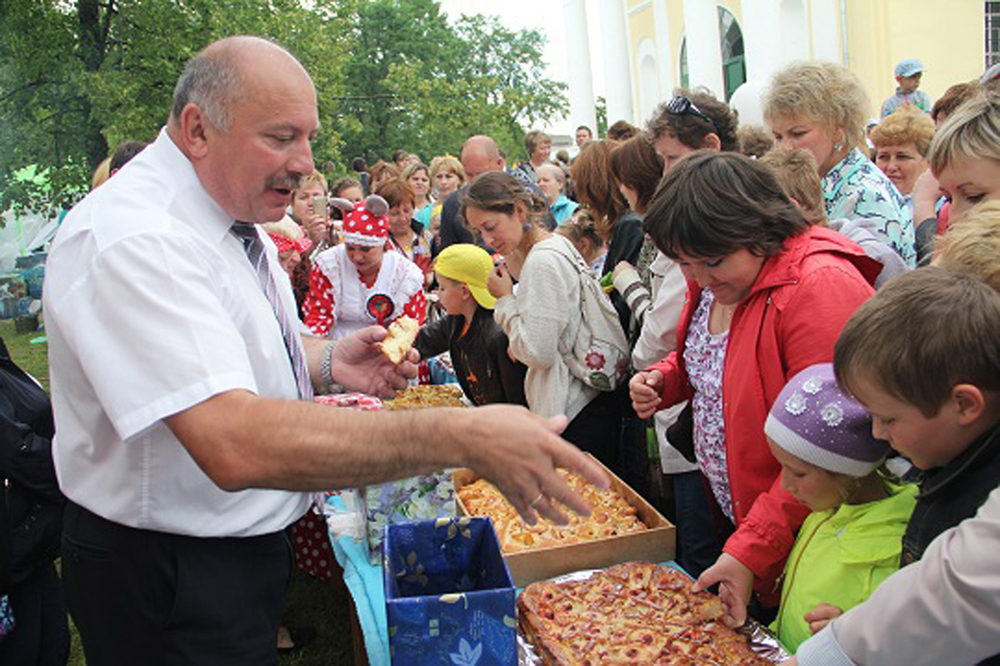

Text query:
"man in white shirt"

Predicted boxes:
[[46, 35, 606, 665]]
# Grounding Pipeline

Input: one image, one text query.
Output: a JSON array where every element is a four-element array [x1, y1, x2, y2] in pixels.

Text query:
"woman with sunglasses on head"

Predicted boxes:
[[630, 152, 880, 626], [645, 90, 740, 175], [765, 62, 917, 268]]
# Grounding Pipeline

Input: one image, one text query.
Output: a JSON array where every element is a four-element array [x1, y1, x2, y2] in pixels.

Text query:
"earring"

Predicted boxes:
[[522, 223, 532, 231], [834, 141, 844, 152]]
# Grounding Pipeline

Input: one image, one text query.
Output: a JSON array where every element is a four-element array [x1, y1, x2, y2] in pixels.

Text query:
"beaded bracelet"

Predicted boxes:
[[320, 340, 345, 394]]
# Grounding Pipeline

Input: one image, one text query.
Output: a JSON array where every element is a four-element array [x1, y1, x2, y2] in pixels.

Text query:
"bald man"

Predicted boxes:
[[46, 37, 606, 665], [438, 134, 552, 251]]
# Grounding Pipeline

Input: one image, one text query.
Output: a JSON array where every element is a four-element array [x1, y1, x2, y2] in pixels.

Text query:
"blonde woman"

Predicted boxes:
[[765, 62, 916, 267]]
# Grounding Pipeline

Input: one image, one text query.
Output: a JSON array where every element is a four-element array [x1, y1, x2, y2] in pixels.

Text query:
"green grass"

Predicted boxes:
[[1, 320, 358, 665]]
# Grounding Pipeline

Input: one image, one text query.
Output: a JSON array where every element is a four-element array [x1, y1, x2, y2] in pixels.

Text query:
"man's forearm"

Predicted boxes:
[[166, 390, 468, 492]]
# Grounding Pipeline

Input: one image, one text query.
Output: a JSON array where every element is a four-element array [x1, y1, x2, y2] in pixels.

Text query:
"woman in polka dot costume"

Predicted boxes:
[[302, 195, 426, 338]]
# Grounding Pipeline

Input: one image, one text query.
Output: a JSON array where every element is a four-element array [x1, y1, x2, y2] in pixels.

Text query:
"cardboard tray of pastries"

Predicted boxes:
[[454, 458, 675, 587]]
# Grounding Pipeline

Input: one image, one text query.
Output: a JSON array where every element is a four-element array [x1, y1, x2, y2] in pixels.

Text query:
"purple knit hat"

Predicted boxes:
[[764, 363, 888, 477]]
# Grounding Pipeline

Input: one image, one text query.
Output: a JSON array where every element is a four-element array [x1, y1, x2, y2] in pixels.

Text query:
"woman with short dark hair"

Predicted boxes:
[[631, 152, 880, 625]]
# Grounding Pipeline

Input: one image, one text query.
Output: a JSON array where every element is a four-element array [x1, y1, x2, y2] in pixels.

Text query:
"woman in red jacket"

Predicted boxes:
[[630, 152, 880, 624]]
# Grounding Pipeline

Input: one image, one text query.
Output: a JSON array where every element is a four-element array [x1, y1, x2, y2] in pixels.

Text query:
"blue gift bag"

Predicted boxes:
[[384, 517, 516, 665]]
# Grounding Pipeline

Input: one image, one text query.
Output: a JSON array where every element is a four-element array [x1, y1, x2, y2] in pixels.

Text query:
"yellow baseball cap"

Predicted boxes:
[[433, 244, 497, 309]]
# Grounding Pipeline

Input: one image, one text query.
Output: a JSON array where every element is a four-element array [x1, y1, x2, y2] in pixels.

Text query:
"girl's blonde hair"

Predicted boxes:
[[929, 92, 1000, 175], [935, 200, 1000, 293], [429, 155, 466, 186], [764, 61, 868, 153]]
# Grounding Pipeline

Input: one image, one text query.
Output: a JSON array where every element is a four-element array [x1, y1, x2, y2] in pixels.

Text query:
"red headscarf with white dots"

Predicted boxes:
[[342, 200, 389, 247]]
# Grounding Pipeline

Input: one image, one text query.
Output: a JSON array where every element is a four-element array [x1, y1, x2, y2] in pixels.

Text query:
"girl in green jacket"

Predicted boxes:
[[764, 363, 917, 653]]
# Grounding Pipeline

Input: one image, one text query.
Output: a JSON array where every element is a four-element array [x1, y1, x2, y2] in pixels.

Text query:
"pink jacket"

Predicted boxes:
[[650, 226, 880, 602]]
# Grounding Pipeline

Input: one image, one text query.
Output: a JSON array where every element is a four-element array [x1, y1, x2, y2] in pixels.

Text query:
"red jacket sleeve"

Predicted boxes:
[[724, 262, 874, 602], [649, 351, 694, 411], [302, 267, 335, 337]]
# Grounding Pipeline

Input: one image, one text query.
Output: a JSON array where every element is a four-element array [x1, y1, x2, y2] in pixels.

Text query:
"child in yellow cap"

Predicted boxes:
[[415, 244, 527, 406]]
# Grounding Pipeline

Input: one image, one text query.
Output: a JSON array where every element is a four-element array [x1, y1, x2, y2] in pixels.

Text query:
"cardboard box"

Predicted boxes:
[[453, 460, 676, 587], [384, 517, 517, 665]]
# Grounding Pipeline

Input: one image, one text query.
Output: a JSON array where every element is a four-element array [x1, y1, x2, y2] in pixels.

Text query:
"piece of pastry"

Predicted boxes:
[[379, 316, 419, 364]]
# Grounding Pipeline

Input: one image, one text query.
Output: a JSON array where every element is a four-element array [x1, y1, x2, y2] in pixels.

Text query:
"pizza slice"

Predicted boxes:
[[379, 315, 419, 364]]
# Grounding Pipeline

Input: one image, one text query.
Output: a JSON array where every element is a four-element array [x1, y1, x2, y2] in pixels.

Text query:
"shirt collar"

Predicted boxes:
[[150, 127, 237, 245]]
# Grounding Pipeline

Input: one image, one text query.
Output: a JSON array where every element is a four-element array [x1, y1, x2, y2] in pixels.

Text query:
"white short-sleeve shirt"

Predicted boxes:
[[44, 128, 309, 537]]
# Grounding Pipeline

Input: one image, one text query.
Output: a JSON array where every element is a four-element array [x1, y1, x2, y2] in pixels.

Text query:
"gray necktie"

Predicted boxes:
[[231, 223, 314, 400]]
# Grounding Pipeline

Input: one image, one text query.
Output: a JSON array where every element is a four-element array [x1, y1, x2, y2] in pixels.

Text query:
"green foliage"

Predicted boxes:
[[337, 1, 567, 165], [595, 95, 608, 138], [0, 0, 350, 214], [0, 0, 567, 213]]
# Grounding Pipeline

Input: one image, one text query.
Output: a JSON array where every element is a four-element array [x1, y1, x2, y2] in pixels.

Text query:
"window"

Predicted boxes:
[[680, 37, 689, 90], [718, 7, 746, 101], [987, 2, 1000, 67]]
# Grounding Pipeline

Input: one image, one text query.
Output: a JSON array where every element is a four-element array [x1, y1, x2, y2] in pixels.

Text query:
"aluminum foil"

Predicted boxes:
[[515, 568, 791, 664]]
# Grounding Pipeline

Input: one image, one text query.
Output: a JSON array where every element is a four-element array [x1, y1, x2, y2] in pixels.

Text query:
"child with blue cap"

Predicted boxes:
[[881, 58, 931, 118]]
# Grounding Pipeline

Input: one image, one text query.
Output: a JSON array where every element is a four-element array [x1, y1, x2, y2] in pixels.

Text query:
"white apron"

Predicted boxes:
[[313, 245, 424, 341]]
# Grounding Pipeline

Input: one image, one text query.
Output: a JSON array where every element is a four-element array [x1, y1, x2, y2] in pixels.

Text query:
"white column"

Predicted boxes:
[[563, 0, 597, 136], [653, 0, 676, 99], [598, 0, 634, 126], [682, 0, 725, 97], [741, 0, 783, 83], [810, 0, 841, 63]]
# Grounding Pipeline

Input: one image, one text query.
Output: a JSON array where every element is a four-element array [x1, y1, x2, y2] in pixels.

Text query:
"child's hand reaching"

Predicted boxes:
[[805, 603, 843, 633], [692, 553, 755, 627]]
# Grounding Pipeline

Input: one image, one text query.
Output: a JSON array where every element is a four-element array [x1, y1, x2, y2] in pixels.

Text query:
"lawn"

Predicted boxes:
[[1, 320, 358, 665]]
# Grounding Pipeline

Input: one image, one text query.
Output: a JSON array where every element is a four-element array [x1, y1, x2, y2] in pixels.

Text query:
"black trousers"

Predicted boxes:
[[61, 501, 292, 666], [562, 384, 629, 476]]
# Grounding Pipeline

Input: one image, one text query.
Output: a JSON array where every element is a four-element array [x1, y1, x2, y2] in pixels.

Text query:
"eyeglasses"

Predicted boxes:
[[667, 96, 722, 137]]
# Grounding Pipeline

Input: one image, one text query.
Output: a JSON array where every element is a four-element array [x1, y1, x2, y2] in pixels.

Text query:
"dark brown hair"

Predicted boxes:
[[368, 160, 400, 184], [643, 151, 809, 260], [374, 177, 415, 209], [571, 140, 627, 236], [932, 81, 979, 123], [834, 267, 1000, 416], [645, 89, 739, 152], [607, 120, 640, 141], [460, 171, 549, 229], [609, 136, 664, 215]]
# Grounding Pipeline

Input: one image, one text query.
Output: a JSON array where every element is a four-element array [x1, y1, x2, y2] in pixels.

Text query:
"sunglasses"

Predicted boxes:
[[667, 96, 722, 136]]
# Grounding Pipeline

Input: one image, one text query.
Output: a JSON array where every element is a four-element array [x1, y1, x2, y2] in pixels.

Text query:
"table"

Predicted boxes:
[[326, 495, 686, 666]]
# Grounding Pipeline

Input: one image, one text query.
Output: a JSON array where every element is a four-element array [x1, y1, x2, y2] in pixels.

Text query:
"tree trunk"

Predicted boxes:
[[77, 0, 108, 169]]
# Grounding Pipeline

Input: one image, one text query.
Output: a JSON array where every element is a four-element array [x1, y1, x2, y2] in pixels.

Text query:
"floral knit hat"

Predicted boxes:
[[335, 195, 389, 247], [764, 363, 888, 477]]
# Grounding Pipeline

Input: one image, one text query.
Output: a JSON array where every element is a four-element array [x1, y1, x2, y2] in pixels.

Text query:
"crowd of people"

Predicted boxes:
[[3, 35, 1000, 666]]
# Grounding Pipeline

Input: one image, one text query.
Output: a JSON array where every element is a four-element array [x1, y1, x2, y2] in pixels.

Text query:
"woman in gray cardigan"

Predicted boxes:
[[461, 171, 626, 474]]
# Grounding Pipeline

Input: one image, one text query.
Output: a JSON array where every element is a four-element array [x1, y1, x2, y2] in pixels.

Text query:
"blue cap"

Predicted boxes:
[[895, 59, 924, 78]]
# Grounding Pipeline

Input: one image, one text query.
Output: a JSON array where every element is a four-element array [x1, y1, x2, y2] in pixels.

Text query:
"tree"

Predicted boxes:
[[336, 0, 568, 165], [0, 0, 350, 212]]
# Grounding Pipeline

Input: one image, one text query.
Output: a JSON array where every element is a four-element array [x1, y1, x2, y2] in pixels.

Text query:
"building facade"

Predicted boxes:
[[564, 0, 985, 131]]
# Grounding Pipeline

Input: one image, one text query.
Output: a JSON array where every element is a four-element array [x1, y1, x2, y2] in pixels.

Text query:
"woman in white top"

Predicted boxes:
[[463, 171, 626, 474], [302, 196, 426, 340]]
